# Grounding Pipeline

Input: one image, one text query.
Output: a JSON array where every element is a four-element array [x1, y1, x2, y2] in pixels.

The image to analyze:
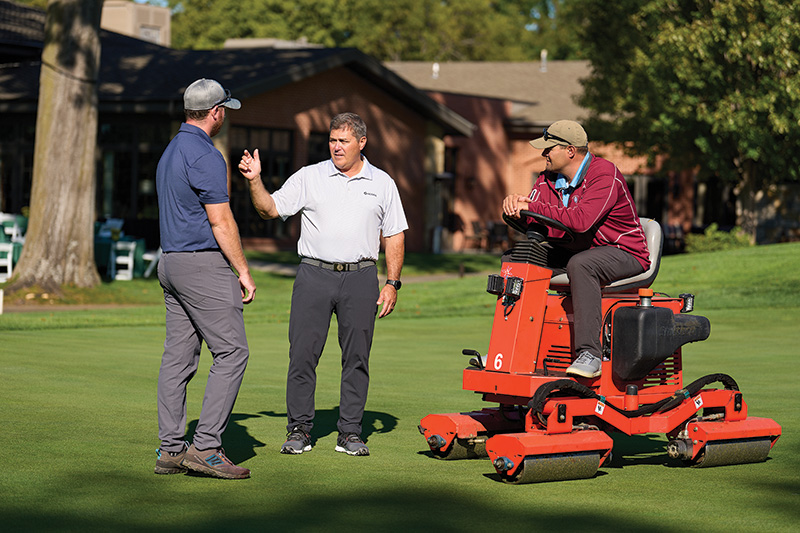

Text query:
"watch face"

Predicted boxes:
[[387, 280, 402, 290]]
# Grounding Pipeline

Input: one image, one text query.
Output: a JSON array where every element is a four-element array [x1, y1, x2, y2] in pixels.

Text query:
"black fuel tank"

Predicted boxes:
[[612, 305, 711, 381]]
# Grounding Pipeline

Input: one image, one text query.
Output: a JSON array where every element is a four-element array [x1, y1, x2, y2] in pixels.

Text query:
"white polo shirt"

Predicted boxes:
[[272, 157, 408, 263]]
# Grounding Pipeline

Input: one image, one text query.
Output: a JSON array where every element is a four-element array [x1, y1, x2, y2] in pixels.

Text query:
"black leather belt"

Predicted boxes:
[[300, 257, 376, 272], [163, 248, 221, 254]]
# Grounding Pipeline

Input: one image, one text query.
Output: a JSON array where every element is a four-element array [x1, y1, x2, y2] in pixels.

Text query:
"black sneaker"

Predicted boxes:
[[281, 426, 312, 454], [154, 441, 189, 474], [335, 433, 369, 456]]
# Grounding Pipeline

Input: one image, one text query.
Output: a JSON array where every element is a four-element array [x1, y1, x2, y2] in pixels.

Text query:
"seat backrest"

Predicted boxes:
[[549, 217, 663, 294]]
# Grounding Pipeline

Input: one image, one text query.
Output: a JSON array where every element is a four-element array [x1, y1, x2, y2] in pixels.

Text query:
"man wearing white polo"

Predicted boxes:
[[238, 112, 407, 456]]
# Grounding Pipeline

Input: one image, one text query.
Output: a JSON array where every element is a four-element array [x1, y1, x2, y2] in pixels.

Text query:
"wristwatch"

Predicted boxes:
[[385, 279, 402, 290]]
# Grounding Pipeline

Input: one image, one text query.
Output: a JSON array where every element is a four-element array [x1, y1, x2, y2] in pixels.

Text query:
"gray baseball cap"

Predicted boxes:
[[183, 78, 241, 111]]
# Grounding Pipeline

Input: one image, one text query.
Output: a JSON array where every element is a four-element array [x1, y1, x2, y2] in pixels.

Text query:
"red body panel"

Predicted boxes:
[[474, 261, 685, 399]]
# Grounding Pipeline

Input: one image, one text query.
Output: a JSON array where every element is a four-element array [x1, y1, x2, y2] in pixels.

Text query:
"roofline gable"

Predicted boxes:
[[0, 0, 472, 137]]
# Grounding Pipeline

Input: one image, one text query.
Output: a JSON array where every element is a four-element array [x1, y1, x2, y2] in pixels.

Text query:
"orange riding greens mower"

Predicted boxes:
[[419, 211, 781, 484]]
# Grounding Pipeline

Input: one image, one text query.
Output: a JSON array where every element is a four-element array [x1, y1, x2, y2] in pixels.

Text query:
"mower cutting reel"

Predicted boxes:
[[486, 428, 613, 484], [420, 213, 781, 483]]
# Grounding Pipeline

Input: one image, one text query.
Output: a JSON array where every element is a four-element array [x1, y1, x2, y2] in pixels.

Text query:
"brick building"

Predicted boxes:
[[0, 0, 472, 253]]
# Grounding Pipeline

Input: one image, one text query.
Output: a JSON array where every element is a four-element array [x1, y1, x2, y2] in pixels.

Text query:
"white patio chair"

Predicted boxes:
[[114, 240, 137, 280], [0, 242, 13, 282], [142, 247, 162, 278]]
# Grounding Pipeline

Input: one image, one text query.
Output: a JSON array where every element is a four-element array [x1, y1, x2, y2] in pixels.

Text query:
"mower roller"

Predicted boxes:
[[419, 212, 781, 484]]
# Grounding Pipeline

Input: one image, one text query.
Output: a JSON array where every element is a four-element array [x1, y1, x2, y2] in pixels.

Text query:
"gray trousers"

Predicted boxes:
[[286, 263, 379, 435], [157, 251, 249, 453], [549, 246, 644, 357]]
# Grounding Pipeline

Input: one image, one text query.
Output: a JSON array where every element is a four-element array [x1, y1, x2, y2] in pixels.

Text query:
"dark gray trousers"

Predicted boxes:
[[549, 246, 644, 357], [286, 263, 379, 435], [157, 251, 249, 453]]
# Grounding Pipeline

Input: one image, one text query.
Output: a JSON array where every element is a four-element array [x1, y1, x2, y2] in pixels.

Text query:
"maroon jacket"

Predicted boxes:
[[526, 154, 650, 270]]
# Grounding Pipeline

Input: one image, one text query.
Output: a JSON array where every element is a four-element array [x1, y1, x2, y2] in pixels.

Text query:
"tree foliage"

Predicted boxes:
[[684, 223, 752, 253], [574, 0, 800, 187], [159, 0, 582, 60]]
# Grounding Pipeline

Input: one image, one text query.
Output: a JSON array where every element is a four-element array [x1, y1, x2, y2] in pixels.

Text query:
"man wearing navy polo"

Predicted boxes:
[[154, 79, 256, 479], [238, 112, 407, 456]]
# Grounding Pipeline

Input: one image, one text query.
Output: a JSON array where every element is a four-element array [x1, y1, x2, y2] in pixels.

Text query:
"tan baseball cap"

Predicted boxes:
[[529, 120, 588, 149]]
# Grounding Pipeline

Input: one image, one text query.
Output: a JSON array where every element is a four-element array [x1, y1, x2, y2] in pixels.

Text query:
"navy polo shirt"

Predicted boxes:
[[156, 123, 229, 252]]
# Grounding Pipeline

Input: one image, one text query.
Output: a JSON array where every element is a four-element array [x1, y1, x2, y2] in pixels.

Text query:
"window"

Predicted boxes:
[[307, 132, 330, 165], [0, 119, 35, 213], [229, 126, 294, 239], [96, 117, 172, 248]]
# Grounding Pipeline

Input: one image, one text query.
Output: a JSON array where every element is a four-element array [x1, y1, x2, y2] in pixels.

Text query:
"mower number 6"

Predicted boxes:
[[494, 353, 504, 370]]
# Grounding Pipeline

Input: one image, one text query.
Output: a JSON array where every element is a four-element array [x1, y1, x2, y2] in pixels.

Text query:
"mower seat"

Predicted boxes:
[[549, 217, 663, 294]]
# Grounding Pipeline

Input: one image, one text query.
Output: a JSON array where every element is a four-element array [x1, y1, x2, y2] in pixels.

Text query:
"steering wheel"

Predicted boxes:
[[502, 209, 574, 244]]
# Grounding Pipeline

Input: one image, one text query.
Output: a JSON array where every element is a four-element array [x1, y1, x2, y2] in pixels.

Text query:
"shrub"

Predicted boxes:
[[685, 223, 752, 253]]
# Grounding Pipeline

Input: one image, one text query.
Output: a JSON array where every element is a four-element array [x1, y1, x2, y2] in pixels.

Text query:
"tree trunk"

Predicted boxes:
[[7, 0, 104, 294]]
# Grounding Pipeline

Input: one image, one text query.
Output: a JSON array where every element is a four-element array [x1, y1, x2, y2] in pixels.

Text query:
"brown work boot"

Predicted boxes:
[[181, 444, 250, 479], [154, 441, 189, 474]]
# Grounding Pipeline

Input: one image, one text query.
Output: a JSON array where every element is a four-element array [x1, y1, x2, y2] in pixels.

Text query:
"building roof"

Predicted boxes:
[[0, 1, 473, 136], [384, 60, 592, 129]]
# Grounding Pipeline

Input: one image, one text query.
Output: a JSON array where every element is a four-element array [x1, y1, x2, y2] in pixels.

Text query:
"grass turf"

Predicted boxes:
[[1, 243, 798, 531]]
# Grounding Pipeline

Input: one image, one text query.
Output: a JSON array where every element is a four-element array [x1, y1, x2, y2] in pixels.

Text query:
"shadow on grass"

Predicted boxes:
[[259, 408, 399, 445], [481, 469, 611, 484], [183, 407, 398, 467], [4, 431, 793, 531], [185, 413, 266, 464], [607, 433, 679, 468], [0, 482, 688, 532]]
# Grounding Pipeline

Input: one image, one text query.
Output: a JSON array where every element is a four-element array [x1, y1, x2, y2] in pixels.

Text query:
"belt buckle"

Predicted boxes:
[[334, 263, 345, 272]]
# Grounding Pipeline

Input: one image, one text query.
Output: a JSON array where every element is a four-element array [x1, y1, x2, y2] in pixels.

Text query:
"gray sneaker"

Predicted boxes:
[[281, 426, 312, 454], [154, 441, 189, 474], [335, 433, 370, 456], [567, 351, 602, 378]]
